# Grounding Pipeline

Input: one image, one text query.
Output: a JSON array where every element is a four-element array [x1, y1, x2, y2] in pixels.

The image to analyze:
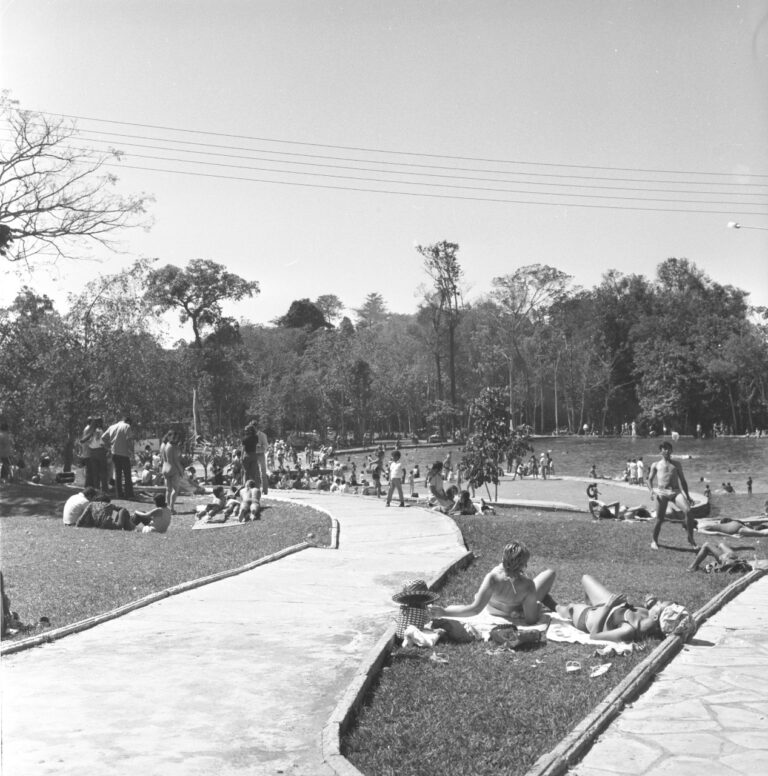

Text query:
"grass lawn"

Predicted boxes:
[[0, 483, 331, 639], [344, 502, 756, 776]]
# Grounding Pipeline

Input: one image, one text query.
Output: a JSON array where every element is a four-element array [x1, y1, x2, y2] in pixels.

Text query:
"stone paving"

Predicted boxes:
[[570, 575, 768, 776], [0, 492, 467, 776]]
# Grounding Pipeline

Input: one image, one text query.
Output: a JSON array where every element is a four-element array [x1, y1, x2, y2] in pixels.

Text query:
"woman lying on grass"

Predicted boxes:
[[427, 541, 556, 625], [556, 574, 694, 642]]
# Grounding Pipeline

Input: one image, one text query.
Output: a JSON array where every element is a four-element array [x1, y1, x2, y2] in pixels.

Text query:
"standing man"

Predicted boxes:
[[248, 421, 270, 495], [647, 441, 694, 550], [102, 415, 134, 499]]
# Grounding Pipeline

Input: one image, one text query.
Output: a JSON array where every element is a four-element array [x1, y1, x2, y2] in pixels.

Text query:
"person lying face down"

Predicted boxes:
[[556, 574, 695, 643], [427, 541, 556, 626]]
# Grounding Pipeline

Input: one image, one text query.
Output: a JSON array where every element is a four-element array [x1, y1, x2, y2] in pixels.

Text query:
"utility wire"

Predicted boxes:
[[14, 105, 768, 179], [90, 149, 768, 207], [50, 132, 768, 198], [106, 162, 768, 216]]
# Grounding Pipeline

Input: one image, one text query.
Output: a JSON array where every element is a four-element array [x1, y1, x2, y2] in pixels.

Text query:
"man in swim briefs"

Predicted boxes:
[[647, 441, 694, 550]]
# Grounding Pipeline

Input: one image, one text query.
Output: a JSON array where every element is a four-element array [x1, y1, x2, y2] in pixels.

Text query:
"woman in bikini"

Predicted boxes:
[[557, 575, 691, 643], [427, 541, 556, 625]]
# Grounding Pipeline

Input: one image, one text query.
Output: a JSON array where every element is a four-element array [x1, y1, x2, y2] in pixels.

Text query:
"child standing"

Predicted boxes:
[[386, 450, 406, 507], [370, 450, 385, 498]]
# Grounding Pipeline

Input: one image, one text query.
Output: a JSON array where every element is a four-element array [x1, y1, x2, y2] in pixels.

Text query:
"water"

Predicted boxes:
[[339, 436, 768, 496]]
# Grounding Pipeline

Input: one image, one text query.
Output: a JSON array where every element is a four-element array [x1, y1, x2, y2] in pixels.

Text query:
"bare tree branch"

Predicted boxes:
[[0, 93, 153, 263]]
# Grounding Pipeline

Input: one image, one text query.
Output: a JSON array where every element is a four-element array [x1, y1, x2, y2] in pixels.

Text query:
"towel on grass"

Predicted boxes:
[[429, 610, 550, 643], [546, 612, 634, 655], [191, 519, 247, 531]]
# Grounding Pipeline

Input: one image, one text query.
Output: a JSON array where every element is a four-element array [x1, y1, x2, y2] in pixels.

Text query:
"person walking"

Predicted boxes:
[[101, 416, 134, 498], [647, 441, 694, 550], [160, 430, 185, 514]]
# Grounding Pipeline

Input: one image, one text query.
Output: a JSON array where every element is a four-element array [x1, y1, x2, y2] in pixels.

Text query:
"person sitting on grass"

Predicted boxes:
[[556, 574, 694, 643], [426, 461, 455, 513], [427, 541, 557, 626], [687, 541, 755, 574], [139, 461, 155, 486], [63, 486, 97, 526], [448, 490, 478, 515], [237, 479, 261, 521], [132, 493, 172, 534], [195, 485, 228, 523], [75, 493, 135, 531]]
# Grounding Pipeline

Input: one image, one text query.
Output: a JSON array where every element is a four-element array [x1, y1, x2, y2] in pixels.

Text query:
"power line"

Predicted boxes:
[[91, 149, 768, 207], [14, 105, 768, 179], [6, 121, 766, 191], [52, 132, 768, 198], [106, 162, 768, 216]]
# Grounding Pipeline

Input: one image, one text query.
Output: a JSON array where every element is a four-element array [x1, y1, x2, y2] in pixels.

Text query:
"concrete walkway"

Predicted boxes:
[[571, 574, 768, 776], [0, 493, 467, 776]]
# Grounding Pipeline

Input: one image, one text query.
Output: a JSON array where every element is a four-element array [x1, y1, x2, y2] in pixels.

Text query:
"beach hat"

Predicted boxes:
[[659, 603, 696, 639], [392, 579, 440, 606]]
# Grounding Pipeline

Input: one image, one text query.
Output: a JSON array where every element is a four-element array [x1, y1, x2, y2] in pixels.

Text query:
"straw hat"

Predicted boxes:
[[392, 579, 439, 605]]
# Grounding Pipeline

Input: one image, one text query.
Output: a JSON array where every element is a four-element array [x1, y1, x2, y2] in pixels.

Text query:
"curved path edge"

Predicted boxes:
[[321, 563, 766, 776], [0, 514, 340, 657]]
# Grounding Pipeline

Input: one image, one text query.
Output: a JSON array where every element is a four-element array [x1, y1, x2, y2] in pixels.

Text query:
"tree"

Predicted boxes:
[[0, 94, 151, 265], [416, 241, 465, 433], [276, 298, 330, 331], [315, 294, 344, 326], [461, 387, 530, 500], [354, 292, 389, 328], [490, 265, 571, 430], [145, 259, 259, 347]]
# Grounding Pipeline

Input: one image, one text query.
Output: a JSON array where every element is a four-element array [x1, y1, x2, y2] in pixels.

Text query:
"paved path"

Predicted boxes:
[[571, 574, 768, 776], [0, 493, 467, 776]]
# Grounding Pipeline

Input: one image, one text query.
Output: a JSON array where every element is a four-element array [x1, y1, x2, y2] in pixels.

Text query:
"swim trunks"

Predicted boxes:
[[653, 488, 680, 500]]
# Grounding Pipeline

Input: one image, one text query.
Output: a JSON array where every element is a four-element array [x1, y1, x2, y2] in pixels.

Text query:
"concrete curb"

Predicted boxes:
[[522, 566, 768, 776], [321, 548, 475, 776], [0, 528, 338, 657]]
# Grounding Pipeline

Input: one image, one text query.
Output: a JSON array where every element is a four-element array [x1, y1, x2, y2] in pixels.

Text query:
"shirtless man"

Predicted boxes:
[[647, 441, 694, 550]]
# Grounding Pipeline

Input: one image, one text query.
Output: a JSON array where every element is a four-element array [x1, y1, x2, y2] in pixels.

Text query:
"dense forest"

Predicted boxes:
[[2, 247, 767, 464]]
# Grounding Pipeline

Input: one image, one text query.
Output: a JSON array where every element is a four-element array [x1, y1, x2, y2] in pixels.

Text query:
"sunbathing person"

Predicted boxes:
[[687, 541, 753, 573], [75, 494, 134, 531], [195, 486, 228, 522], [699, 517, 768, 537], [588, 499, 652, 520], [556, 574, 694, 643], [427, 541, 556, 625]]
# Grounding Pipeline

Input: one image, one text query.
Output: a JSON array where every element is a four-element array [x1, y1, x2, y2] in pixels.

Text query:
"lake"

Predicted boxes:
[[340, 436, 768, 496]]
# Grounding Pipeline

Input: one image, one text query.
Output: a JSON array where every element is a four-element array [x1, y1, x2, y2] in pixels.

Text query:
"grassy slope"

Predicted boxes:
[[345, 505, 752, 776], [0, 484, 331, 638]]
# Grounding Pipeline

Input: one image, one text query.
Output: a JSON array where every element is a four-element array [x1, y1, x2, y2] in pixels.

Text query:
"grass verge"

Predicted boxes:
[[343, 506, 752, 776], [0, 483, 331, 639]]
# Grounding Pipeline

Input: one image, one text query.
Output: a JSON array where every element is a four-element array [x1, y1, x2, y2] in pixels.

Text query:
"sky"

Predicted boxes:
[[2, 0, 768, 330]]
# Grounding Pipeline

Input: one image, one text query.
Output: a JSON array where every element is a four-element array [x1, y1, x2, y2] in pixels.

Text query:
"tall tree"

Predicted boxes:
[[0, 94, 151, 265], [354, 292, 389, 328], [145, 259, 259, 347], [416, 241, 464, 432]]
